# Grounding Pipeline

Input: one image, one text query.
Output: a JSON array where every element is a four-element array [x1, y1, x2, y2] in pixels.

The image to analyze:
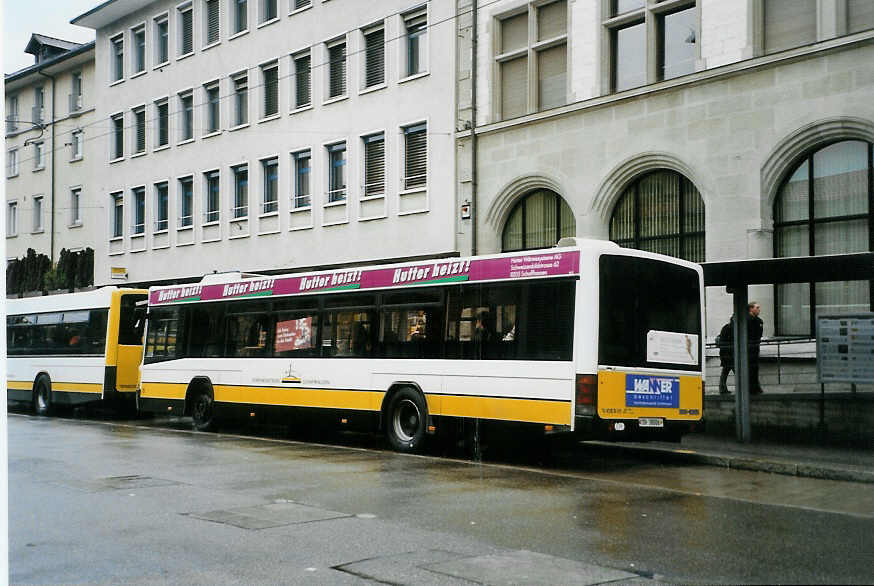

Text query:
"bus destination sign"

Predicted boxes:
[[150, 250, 580, 306]]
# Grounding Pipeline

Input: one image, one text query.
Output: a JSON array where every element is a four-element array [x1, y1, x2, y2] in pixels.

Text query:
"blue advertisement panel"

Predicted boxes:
[[625, 374, 680, 408]]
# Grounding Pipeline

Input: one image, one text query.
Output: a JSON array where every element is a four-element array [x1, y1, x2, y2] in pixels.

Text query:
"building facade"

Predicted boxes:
[[72, 0, 457, 285], [5, 36, 99, 267], [455, 0, 874, 337]]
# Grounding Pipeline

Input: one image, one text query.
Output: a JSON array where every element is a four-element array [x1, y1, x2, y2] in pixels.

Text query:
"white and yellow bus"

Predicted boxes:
[[139, 239, 704, 451], [6, 287, 148, 414]]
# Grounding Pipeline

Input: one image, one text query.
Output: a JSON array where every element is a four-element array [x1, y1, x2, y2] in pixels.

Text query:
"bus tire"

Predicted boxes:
[[385, 387, 427, 453], [33, 375, 52, 416], [190, 382, 216, 432]]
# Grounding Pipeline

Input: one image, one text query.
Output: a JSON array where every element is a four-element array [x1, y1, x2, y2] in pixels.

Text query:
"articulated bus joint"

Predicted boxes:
[[102, 366, 118, 398]]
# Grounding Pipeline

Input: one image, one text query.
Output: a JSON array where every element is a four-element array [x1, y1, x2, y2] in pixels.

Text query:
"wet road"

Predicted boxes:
[[8, 412, 874, 585]]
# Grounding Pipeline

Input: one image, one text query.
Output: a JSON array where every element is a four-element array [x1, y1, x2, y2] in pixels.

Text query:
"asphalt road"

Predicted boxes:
[[8, 412, 874, 585]]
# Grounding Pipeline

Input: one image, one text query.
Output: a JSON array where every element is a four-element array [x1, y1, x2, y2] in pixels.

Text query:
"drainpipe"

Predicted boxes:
[[38, 70, 56, 264], [471, 0, 479, 255]]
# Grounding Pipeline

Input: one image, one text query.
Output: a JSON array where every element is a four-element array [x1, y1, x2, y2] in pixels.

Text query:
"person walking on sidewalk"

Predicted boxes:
[[717, 302, 765, 395]]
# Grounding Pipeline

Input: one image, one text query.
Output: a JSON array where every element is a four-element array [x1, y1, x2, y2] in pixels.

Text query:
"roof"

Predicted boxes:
[[5, 40, 95, 83], [24, 34, 83, 56], [702, 252, 874, 286], [71, 0, 153, 29]]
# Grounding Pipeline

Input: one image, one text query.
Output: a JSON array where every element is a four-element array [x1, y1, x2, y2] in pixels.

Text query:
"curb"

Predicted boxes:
[[582, 441, 874, 485]]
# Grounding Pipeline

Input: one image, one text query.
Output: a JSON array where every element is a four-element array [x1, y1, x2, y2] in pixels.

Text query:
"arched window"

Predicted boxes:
[[773, 140, 873, 336], [501, 189, 575, 252], [609, 170, 705, 262]]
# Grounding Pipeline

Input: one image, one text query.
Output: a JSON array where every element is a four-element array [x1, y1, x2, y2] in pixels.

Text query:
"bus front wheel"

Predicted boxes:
[[385, 387, 427, 453], [190, 384, 216, 432], [33, 376, 52, 416]]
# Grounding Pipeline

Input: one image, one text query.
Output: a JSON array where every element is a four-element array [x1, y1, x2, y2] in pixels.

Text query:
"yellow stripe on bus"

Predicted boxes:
[[7, 380, 33, 390], [432, 394, 572, 425], [140, 382, 571, 425], [5, 380, 102, 394]]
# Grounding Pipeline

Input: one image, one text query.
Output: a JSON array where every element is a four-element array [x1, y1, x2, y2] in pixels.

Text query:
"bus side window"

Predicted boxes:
[[188, 304, 226, 358], [274, 312, 319, 358], [444, 285, 480, 359], [226, 313, 272, 357], [323, 310, 374, 358]]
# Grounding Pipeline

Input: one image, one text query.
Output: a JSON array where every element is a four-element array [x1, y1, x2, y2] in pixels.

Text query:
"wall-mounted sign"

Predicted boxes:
[[110, 267, 128, 280], [817, 314, 874, 383]]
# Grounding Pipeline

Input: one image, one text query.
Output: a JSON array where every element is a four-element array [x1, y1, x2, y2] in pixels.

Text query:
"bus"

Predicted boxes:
[[7, 287, 149, 414], [139, 238, 704, 452]]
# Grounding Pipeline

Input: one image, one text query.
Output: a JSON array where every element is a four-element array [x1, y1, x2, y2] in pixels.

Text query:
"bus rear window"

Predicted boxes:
[[118, 294, 148, 346], [599, 255, 701, 371]]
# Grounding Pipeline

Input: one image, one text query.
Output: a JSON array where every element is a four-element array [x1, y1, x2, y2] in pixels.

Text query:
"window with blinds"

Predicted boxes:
[[205, 0, 220, 45], [179, 6, 193, 55], [363, 133, 385, 197], [112, 115, 124, 159], [262, 63, 279, 117], [364, 28, 385, 88], [501, 189, 575, 252], [403, 123, 427, 190], [262, 157, 278, 213], [232, 164, 248, 218], [609, 170, 705, 263], [328, 143, 347, 202], [234, 74, 248, 126], [294, 0, 311, 10], [293, 150, 311, 208], [764, 0, 816, 54], [294, 53, 311, 107], [328, 42, 347, 98], [156, 100, 169, 146], [496, 1, 567, 120], [134, 107, 146, 153]]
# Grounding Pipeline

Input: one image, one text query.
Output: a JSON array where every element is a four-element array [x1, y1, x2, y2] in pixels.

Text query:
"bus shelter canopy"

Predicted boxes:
[[702, 252, 874, 287]]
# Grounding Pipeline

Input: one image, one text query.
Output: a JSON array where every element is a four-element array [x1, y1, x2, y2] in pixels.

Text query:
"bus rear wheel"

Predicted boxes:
[[386, 387, 427, 453], [190, 384, 216, 432], [33, 376, 52, 416]]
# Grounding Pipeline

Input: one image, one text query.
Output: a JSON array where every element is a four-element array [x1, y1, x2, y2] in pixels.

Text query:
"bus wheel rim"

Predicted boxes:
[[392, 399, 420, 442], [37, 386, 47, 410]]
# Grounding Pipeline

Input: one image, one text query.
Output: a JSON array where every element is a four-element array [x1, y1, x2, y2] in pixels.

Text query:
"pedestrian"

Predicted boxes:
[[747, 301, 764, 394], [717, 319, 733, 394]]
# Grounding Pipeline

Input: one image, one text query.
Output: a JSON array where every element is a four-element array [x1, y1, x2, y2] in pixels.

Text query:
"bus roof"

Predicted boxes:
[[6, 287, 147, 315]]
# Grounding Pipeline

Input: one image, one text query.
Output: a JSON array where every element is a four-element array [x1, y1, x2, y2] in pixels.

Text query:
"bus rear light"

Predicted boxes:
[[576, 374, 597, 416]]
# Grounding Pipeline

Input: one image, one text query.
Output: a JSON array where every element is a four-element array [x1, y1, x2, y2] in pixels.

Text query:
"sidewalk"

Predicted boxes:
[[584, 432, 874, 484]]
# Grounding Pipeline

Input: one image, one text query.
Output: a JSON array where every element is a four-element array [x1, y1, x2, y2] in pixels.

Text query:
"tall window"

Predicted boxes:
[[155, 182, 169, 231], [155, 16, 169, 64], [293, 52, 311, 108], [233, 73, 248, 126], [205, 170, 221, 223], [603, 0, 697, 92], [773, 140, 873, 335], [233, 0, 248, 34], [262, 62, 279, 118], [327, 143, 347, 202], [156, 99, 169, 147], [497, 0, 567, 120], [363, 133, 385, 197], [179, 176, 194, 227], [111, 114, 124, 159], [71, 188, 82, 225], [205, 0, 220, 45], [403, 123, 427, 190], [179, 91, 194, 141], [7, 95, 18, 132], [111, 34, 124, 81], [7, 202, 18, 236], [260, 0, 277, 23], [262, 157, 279, 213], [403, 10, 427, 77], [72, 130, 84, 160], [328, 40, 347, 98], [204, 82, 220, 134], [33, 87, 44, 125], [33, 196, 44, 232], [609, 170, 705, 262], [133, 106, 146, 153], [33, 142, 44, 170], [112, 192, 124, 238], [364, 26, 385, 88], [502, 189, 575, 252], [132, 187, 146, 235], [178, 4, 194, 56], [133, 25, 146, 73], [232, 164, 248, 218], [293, 150, 311, 208], [70, 72, 83, 112]]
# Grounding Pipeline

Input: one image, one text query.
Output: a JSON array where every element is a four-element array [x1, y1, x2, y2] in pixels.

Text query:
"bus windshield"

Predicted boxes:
[[598, 254, 701, 371]]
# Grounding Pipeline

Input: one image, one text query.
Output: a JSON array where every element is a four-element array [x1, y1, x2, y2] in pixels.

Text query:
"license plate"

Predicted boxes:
[[639, 417, 664, 428]]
